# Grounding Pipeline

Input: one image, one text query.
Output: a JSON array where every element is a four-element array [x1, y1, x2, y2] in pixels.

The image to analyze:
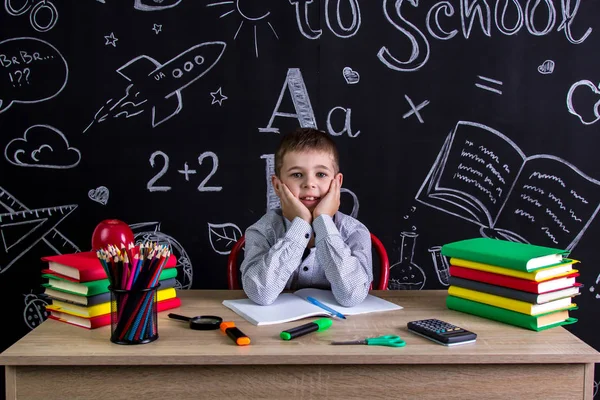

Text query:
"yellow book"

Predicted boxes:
[[448, 286, 576, 316], [46, 287, 177, 318], [449, 257, 579, 281]]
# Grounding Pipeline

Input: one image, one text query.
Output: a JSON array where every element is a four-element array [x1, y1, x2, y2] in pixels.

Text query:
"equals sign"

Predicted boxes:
[[475, 75, 503, 95]]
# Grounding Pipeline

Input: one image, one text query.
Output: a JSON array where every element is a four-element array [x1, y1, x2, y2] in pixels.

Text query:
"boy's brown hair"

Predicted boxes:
[[274, 128, 339, 177]]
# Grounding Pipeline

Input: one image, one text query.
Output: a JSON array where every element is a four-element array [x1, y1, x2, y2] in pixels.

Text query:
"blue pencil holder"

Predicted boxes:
[[109, 284, 160, 345]]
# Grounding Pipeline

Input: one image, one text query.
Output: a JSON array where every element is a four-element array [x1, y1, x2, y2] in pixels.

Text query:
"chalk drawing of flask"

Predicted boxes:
[[428, 246, 450, 286], [388, 232, 426, 290]]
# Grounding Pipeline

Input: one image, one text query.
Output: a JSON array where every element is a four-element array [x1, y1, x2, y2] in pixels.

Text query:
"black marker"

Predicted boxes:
[[280, 318, 333, 340]]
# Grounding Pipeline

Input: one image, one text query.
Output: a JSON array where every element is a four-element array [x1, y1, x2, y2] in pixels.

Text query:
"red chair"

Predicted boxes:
[[227, 233, 390, 290]]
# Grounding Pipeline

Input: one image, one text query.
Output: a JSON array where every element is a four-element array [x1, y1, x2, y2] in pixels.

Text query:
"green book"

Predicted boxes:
[[441, 237, 570, 271], [446, 295, 577, 331], [42, 267, 178, 296]]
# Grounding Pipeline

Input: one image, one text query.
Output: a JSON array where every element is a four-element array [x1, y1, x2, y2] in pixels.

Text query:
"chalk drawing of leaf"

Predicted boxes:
[[208, 222, 242, 255]]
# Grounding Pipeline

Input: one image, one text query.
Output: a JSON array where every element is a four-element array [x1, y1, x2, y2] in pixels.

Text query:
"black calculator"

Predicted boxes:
[[407, 319, 477, 346]]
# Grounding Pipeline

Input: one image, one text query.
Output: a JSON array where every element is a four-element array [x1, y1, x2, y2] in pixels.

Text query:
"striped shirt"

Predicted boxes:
[[240, 209, 373, 307]]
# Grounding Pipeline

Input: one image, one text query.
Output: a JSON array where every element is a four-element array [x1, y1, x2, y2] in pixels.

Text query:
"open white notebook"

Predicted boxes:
[[222, 288, 403, 326]]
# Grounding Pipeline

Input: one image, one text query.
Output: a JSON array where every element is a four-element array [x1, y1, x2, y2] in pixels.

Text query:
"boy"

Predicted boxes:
[[240, 128, 373, 307]]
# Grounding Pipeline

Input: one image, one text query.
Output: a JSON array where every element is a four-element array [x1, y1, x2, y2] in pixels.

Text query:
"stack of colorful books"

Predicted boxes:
[[441, 237, 580, 331], [41, 251, 181, 329]]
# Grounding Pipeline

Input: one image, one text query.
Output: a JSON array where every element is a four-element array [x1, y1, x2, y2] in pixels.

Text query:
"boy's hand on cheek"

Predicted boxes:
[[313, 178, 340, 219], [277, 182, 312, 223]]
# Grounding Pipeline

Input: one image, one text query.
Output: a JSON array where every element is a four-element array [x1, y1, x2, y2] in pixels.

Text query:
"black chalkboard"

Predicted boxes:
[[1, 1, 600, 397]]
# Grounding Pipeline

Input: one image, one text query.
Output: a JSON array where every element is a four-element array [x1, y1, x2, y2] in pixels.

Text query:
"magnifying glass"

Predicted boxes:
[[168, 313, 223, 330]]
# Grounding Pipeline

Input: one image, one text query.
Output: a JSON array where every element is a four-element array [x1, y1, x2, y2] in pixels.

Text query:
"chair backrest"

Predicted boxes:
[[227, 233, 390, 290]]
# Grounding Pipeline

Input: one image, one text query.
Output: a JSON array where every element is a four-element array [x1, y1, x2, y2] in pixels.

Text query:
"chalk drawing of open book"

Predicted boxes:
[[416, 121, 600, 251]]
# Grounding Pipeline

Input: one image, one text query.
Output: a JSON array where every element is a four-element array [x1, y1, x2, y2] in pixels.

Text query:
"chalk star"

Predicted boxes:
[[178, 162, 197, 181], [402, 95, 429, 123], [210, 87, 228, 106], [152, 24, 162, 34], [104, 32, 118, 47]]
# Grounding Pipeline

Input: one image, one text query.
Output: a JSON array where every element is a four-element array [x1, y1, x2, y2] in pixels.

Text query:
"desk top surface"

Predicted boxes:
[[1, 290, 599, 366]]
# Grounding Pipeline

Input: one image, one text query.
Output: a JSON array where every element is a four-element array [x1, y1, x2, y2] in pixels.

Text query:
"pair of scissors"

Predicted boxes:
[[331, 335, 406, 347]]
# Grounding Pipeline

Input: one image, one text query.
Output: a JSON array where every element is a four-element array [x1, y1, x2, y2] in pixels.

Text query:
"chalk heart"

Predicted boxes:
[[88, 186, 109, 205], [342, 67, 360, 84], [537, 60, 555, 74]]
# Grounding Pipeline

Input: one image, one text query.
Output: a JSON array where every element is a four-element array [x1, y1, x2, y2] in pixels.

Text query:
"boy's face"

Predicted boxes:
[[273, 150, 343, 212]]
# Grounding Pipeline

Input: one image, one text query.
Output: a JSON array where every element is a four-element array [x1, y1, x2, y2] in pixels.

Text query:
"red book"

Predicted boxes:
[[41, 251, 177, 282], [48, 296, 182, 329], [48, 311, 111, 329], [449, 265, 580, 294]]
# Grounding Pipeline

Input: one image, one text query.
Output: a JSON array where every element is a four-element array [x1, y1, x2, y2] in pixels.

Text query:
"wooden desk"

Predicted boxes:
[[1, 290, 599, 400]]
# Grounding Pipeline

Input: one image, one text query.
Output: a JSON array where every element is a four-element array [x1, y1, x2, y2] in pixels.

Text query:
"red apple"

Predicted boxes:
[[91, 219, 135, 250]]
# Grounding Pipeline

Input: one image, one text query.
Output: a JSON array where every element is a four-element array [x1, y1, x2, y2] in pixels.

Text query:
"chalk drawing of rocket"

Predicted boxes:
[[84, 41, 227, 131]]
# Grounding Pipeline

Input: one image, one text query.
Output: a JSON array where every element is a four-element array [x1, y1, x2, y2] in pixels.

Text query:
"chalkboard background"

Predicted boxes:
[[1, 0, 600, 397]]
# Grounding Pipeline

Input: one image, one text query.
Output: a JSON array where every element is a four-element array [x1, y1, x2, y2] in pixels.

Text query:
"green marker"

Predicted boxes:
[[280, 318, 333, 340]]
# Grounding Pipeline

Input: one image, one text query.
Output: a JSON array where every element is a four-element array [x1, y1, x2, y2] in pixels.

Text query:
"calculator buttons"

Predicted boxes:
[[407, 319, 477, 346]]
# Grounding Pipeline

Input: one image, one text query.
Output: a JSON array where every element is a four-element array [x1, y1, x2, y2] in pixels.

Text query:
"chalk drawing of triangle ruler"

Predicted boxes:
[[0, 187, 80, 274]]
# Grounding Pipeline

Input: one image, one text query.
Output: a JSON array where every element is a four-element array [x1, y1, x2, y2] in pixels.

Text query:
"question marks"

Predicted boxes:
[[8, 68, 31, 86]]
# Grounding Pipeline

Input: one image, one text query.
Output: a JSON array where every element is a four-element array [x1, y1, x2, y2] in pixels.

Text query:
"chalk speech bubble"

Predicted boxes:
[[0, 37, 68, 114]]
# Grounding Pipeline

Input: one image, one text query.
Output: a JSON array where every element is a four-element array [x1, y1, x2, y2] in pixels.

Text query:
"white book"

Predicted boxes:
[[222, 288, 403, 326]]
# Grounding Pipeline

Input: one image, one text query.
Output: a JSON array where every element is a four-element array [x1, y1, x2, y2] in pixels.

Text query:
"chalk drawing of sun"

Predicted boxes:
[[206, 0, 278, 58]]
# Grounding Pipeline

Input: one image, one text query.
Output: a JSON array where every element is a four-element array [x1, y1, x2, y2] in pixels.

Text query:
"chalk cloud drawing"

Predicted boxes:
[[389, 231, 426, 290], [0, 37, 68, 114], [260, 154, 360, 218], [104, 32, 118, 47], [475, 75, 503, 95], [83, 41, 226, 131], [5, 0, 59, 32], [0, 187, 79, 274], [566, 80, 600, 125], [23, 292, 49, 329], [403, 94, 429, 123], [5, 125, 81, 169], [208, 222, 242, 255], [207, 0, 278, 58], [152, 23, 162, 34], [416, 121, 600, 251], [538, 60, 555, 74], [134, 0, 182, 11], [130, 222, 193, 289], [88, 186, 109, 205], [342, 67, 360, 84], [210, 87, 228, 106]]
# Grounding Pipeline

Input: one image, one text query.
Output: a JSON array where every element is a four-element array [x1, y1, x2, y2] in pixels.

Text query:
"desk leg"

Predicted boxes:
[[5, 366, 16, 400], [583, 363, 594, 400]]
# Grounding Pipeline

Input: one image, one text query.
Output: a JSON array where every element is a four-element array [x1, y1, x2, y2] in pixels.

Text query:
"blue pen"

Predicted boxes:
[[306, 296, 346, 320]]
